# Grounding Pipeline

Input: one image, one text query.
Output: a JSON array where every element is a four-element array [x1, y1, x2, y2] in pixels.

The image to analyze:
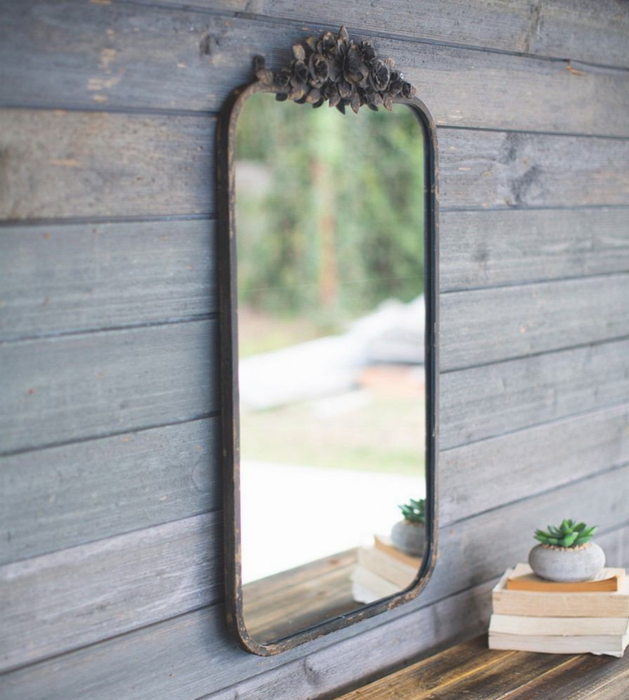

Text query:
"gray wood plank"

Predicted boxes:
[[0, 511, 223, 673], [1, 210, 628, 342], [0, 220, 216, 341], [442, 273, 629, 371], [0, 417, 220, 565], [2, 109, 629, 221], [0, 319, 218, 454], [1, 473, 628, 697], [0, 109, 213, 220], [441, 336, 629, 450], [202, 582, 493, 700], [165, 0, 629, 69], [2, 4, 629, 137], [440, 208, 629, 292], [440, 403, 629, 526], [3, 400, 626, 571], [438, 129, 629, 210], [2, 318, 627, 457], [0, 582, 493, 700]]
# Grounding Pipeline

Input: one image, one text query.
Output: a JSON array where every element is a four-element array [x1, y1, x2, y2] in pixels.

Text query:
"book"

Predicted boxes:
[[351, 565, 400, 603], [492, 568, 629, 618], [357, 545, 418, 589], [351, 538, 422, 604], [489, 614, 629, 637], [489, 631, 629, 657], [374, 535, 422, 569], [506, 563, 625, 593]]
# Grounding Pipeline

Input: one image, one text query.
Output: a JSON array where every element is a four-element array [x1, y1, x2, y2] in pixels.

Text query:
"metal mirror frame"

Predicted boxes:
[[216, 27, 439, 656]]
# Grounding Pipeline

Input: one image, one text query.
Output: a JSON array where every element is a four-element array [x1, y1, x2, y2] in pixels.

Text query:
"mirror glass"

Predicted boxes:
[[234, 91, 430, 645]]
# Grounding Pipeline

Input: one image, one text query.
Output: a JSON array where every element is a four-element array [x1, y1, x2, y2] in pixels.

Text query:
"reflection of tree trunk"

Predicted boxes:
[[312, 159, 338, 309]]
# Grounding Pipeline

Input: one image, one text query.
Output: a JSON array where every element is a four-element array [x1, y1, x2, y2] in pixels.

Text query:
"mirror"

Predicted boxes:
[[218, 27, 437, 655]]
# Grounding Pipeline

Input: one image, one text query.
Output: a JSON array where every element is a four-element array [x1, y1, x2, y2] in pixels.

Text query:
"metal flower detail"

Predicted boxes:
[[253, 26, 417, 114]]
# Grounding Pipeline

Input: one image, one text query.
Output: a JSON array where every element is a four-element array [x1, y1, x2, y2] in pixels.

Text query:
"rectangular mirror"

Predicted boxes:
[[217, 29, 438, 655]]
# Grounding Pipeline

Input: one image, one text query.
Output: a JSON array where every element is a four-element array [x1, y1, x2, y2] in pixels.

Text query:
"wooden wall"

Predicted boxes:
[[1, 1, 629, 697]]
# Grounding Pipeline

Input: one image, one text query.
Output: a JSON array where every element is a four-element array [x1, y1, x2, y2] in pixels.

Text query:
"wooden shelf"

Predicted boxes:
[[337, 635, 629, 699], [243, 549, 359, 643]]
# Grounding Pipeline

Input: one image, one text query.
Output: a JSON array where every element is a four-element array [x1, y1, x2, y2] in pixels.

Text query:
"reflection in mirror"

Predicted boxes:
[[234, 92, 429, 646]]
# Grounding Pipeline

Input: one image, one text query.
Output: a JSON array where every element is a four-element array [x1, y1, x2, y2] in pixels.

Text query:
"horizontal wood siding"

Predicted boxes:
[[0, 417, 221, 563], [1, 0, 628, 698], [0, 320, 218, 454], [2, 521, 628, 699], [3, 3, 629, 135], [439, 208, 629, 292], [158, 0, 629, 68], [0, 219, 216, 340], [2, 110, 629, 221], [0, 110, 214, 219]]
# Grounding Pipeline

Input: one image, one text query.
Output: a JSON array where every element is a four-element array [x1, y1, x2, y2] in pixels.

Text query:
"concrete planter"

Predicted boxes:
[[529, 542, 605, 582], [390, 520, 425, 557]]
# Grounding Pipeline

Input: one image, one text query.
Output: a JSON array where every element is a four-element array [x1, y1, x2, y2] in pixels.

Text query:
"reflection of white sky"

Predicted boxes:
[[241, 460, 424, 584]]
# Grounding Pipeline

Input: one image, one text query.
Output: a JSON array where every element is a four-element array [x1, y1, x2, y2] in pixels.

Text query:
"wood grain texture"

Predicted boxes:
[[336, 635, 629, 700], [2, 3, 629, 136], [442, 273, 629, 370], [243, 551, 357, 642], [0, 219, 216, 341], [0, 511, 223, 673], [0, 319, 218, 454], [438, 129, 629, 210], [0, 417, 220, 564], [2, 209, 628, 342], [441, 336, 629, 450], [336, 638, 562, 700], [502, 652, 629, 700], [2, 109, 629, 221], [214, 524, 629, 700], [2, 465, 628, 678], [2, 522, 628, 700], [440, 403, 629, 526], [2, 399, 626, 572], [440, 208, 629, 292], [163, 0, 629, 69], [204, 585, 495, 700], [2, 320, 626, 460], [0, 581, 494, 700], [0, 109, 213, 220]]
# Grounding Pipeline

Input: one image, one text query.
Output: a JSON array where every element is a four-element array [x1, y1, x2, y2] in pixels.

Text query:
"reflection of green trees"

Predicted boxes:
[[235, 94, 425, 330]]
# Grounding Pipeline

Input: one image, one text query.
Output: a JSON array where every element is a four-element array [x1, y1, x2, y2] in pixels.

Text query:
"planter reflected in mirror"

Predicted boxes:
[[217, 27, 438, 655]]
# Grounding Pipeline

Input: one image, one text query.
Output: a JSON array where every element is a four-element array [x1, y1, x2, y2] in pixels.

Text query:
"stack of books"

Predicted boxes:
[[351, 536, 420, 604], [489, 563, 629, 657]]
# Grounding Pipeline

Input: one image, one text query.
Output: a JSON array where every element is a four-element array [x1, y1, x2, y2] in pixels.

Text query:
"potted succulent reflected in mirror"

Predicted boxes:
[[391, 498, 426, 557], [529, 519, 605, 582]]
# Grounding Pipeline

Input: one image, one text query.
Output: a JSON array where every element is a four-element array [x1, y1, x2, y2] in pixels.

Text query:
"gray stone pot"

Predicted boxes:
[[390, 520, 425, 557], [529, 542, 605, 582]]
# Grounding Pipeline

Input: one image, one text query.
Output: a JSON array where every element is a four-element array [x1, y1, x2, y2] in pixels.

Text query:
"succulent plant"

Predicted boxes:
[[253, 25, 416, 114], [534, 519, 596, 548], [399, 498, 425, 525]]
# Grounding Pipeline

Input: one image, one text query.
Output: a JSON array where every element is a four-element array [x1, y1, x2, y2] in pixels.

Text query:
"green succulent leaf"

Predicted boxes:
[[533, 518, 596, 548], [560, 532, 579, 547], [398, 498, 426, 525]]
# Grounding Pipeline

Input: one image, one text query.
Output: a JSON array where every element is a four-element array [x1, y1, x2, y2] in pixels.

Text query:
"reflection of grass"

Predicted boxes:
[[239, 307, 326, 358], [241, 394, 425, 476]]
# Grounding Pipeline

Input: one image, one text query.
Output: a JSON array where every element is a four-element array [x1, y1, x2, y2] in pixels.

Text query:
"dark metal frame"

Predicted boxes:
[[216, 30, 439, 657]]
